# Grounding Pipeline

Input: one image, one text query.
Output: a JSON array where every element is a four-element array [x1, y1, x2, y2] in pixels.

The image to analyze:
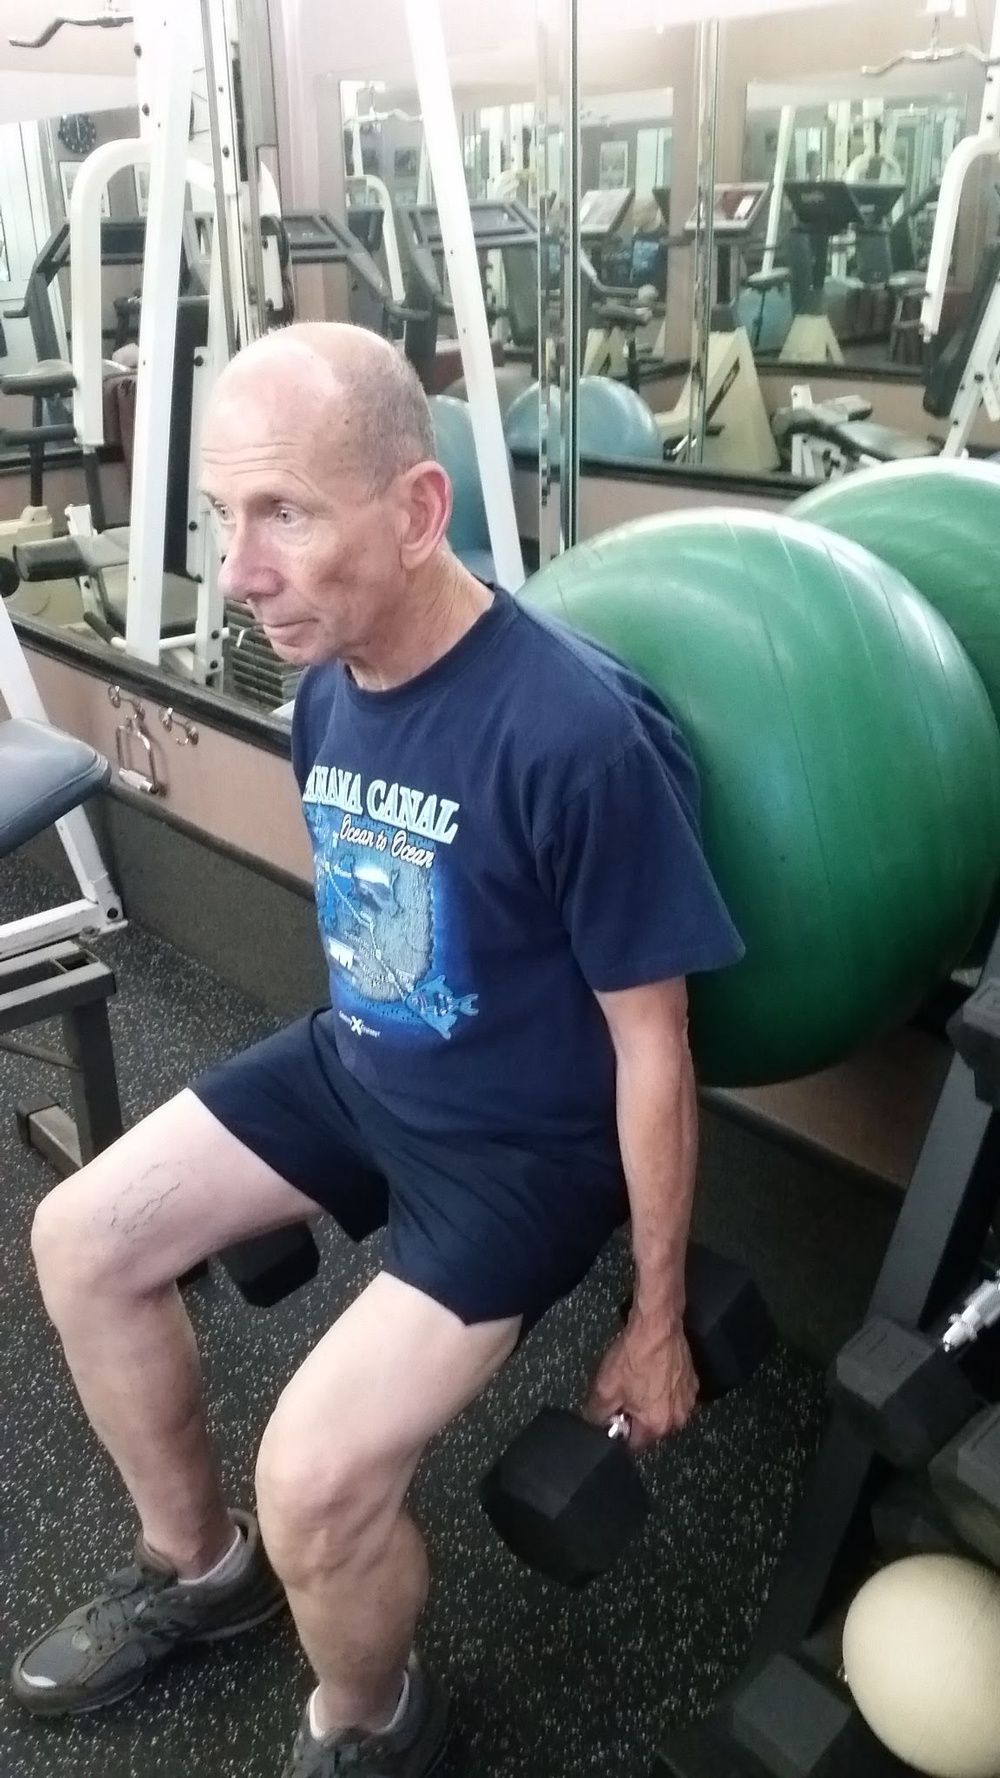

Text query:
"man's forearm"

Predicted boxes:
[[616, 1044, 699, 1324]]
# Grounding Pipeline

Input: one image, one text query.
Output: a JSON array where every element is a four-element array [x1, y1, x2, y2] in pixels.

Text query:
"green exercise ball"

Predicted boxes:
[[504, 377, 663, 464], [526, 509, 1000, 1086], [792, 457, 1000, 726], [429, 394, 506, 556]]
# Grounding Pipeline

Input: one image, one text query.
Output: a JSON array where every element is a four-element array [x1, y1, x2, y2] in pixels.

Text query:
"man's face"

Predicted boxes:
[[200, 375, 426, 667]]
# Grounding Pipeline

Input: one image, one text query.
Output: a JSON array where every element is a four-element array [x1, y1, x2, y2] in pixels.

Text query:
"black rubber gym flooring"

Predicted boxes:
[[0, 852, 890, 1778]]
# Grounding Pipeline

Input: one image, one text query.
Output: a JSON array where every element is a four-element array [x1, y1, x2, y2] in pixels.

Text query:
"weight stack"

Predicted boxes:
[[224, 599, 303, 710]]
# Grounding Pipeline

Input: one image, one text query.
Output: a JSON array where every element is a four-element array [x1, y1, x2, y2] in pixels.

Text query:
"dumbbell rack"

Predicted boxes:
[[651, 921, 1000, 1777]]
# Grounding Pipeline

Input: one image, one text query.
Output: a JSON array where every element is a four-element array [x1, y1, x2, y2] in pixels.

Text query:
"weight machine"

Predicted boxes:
[[915, 3, 1000, 456], [0, 593, 123, 962], [5, 0, 285, 685]]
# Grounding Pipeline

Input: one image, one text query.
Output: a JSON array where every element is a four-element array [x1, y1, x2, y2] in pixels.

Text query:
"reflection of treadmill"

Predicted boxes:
[[655, 181, 780, 473], [781, 180, 905, 363], [579, 188, 636, 289], [282, 210, 425, 343], [345, 206, 384, 256], [786, 180, 904, 292], [847, 180, 907, 285], [682, 181, 770, 315], [405, 198, 538, 257], [569, 190, 665, 389], [849, 181, 906, 225], [399, 200, 539, 380], [579, 187, 634, 241], [7, 219, 149, 369]]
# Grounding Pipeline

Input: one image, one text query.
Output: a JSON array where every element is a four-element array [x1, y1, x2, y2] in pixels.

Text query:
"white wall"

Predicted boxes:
[[0, 1, 136, 73], [0, 72, 137, 124]]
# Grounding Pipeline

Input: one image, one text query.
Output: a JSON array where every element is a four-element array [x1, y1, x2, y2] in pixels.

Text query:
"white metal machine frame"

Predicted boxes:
[[402, 0, 523, 589], [0, 595, 123, 959], [67, 0, 283, 680], [0, 3, 136, 958], [917, 3, 1000, 455]]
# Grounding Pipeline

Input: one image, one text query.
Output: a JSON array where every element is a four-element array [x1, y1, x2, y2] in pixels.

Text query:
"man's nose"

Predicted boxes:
[[217, 528, 278, 606]]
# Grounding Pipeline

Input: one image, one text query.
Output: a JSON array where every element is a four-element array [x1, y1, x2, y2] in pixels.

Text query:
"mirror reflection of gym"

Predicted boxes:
[[6, 0, 1000, 732], [743, 85, 972, 371], [555, 1, 1000, 488], [707, 0, 1000, 483], [1, 99, 146, 636]]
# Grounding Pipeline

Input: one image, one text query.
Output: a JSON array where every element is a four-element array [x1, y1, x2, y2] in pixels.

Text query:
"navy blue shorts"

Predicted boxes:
[[192, 1013, 628, 1331]]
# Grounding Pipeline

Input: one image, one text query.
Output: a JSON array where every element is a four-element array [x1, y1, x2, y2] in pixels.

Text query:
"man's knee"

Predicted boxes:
[[31, 1177, 123, 1311], [254, 1388, 415, 1575]]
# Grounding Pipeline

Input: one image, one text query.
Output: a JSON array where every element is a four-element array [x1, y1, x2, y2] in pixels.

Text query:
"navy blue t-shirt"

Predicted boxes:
[[291, 587, 743, 1153]]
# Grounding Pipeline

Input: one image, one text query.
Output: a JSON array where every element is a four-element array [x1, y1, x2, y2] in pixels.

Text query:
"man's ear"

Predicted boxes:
[[398, 460, 453, 569]]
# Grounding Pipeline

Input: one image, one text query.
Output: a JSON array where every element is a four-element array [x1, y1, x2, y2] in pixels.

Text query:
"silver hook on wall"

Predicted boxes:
[[10, 3, 133, 52], [863, 5, 998, 76]]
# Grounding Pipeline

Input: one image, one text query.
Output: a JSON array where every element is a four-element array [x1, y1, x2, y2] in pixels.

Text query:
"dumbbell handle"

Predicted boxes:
[[943, 1272, 1000, 1351]]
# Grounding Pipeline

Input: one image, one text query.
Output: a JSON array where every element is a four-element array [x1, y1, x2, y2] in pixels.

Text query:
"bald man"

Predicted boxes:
[[12, 324, 742, 1777]]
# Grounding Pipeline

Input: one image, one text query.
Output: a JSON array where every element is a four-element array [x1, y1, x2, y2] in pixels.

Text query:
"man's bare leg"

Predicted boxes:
[[254, 1274, 519, 1736], [31, 1089, 323, 1574]]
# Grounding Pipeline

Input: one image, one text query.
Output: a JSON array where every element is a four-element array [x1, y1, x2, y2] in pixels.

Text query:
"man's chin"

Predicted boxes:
[[263, 624, 316, 662]]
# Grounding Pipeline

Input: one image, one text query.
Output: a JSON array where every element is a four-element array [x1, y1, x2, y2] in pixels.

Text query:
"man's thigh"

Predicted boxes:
[[33, 1017, 390, 1292], [260, 1274, 520, 1506], [32, 1090, 328, 1294]]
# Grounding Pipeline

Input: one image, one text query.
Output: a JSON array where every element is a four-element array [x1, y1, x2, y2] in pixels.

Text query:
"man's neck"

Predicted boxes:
[[346, 560, 494, 693]]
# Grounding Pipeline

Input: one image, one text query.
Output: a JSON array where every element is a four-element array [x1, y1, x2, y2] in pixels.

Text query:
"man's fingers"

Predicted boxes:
[[625, 1419, 656, 1453], [628, 1397, 697, 1451], [582, 1385, 618, 1427]]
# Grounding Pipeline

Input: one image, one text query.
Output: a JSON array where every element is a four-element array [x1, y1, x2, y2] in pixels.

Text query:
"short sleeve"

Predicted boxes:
[[536, 733, 745, 992]]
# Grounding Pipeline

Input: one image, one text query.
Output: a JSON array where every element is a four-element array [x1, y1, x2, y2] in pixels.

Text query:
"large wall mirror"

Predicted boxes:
[[511, 11, 698, 523], [742, 78, 976, 374], [555, 0, 1000, 495], [4, 0, 1000, 736], [1, 73, 143, 640]]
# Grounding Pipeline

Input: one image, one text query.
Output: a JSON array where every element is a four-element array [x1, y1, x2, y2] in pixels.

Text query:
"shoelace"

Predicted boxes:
[[78, 1560, 187, 1652], [287, 1719, 392, 1775]]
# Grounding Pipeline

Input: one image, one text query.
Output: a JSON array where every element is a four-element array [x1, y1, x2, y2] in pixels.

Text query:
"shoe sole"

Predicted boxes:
[[10, 1591, 287, 1719]]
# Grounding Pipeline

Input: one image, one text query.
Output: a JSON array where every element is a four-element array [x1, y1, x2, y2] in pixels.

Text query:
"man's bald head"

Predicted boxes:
[[209, 322, 436, 494], [199, 322, 462, 672]]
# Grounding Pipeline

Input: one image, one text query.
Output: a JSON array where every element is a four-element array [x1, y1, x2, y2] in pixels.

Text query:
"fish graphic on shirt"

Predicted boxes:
[[405, 975, 479, 1039]]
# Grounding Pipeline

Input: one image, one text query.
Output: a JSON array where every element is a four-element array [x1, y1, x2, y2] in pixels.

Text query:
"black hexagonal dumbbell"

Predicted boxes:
[[828, 1267, 1000, 1470], [726, 1651, 890, 1778], [929, 1402, 1000, 1570], [479, 1244, 775, 1587], [870, 1470, 965, 1564]]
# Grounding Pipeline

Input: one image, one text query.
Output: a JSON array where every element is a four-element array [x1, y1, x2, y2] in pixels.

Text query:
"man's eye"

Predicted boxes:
[[276, 506, 298, 525]]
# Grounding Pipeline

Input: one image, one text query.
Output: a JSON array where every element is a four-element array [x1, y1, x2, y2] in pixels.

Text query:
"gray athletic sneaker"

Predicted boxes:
[[281, 1652, 451, 1777], [10, 1508, 285, 1717]]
